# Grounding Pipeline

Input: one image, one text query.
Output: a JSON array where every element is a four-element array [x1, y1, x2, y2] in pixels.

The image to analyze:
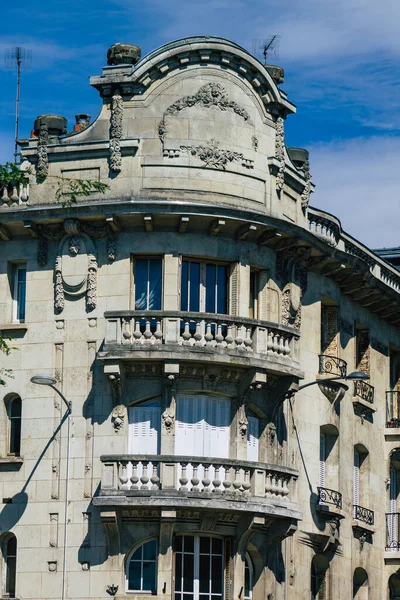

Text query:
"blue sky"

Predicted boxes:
[[1, 0, 400, 248]]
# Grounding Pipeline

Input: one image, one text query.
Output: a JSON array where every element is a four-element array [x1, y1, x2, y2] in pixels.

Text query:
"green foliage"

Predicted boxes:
[[55, 177, 109, 208], [0, 162, 31, 187], [0, 335, 13, 386]]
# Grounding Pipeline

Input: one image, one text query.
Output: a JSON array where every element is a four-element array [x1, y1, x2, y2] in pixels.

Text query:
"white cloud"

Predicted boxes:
[[309, 136, 400, 248]]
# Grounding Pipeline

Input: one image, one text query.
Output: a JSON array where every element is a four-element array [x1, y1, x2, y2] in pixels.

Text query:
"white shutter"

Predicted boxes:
[[353, 450, 360, 513], [390, 466, 398, 549], [319, 432, 326, 488], [247, 416, 259, 462], [229, 263, 240, 316], [128, 404, 160, 488], [258, 270, 269, 321], [207, 397, 230, 459]]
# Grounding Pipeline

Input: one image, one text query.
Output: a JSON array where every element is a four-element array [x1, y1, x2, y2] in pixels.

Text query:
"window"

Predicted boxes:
[[12, 265, 26, 323], [320, 302, 339, 356], [244, 553, 253, 600], [175, 536, 224, 600], [353, 568, 368, 600], [134, 258, 162, 310], [388, 450, 400, 550], [353, 445, 369, 518], [247, 411, 259, 462], [319, 425, 339, 495], [127, 539, 157, 593], [389, 572, 400, 600], [311, 555, 329, 600], [2, 534, 17, 598], [181, 260, 228, 314], [355, 326, 370, 376], [249, 270, 258, 319], [6, 396, 22, 456]]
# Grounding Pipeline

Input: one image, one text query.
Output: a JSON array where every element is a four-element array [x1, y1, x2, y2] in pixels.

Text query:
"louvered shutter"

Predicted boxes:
[[247, 416, 259, 462], [128, 404, 160, 487], [353, 450, 360, 515], [258, 270, 269, 321], [390, 466, 398, 548], [319, 432, 326, 488], [229, 263, 240, 316]]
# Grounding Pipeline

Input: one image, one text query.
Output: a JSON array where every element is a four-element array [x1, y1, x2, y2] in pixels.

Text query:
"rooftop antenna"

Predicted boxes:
[[252, 35, 281, 65], [5, 46, 32, 164]]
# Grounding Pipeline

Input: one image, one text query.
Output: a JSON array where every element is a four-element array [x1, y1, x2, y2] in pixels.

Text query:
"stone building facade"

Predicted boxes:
[[1, 36, 400, 599]]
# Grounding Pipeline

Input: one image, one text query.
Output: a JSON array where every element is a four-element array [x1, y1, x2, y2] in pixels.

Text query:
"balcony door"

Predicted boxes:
[[128, 400, 160, 485], [247, 414, 259, 462], [175, 395, 230, 490], [175, 536, 224, 600]]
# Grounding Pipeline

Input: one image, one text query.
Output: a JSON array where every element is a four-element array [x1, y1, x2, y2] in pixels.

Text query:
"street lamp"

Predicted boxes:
[[30, 374, 71, 600]]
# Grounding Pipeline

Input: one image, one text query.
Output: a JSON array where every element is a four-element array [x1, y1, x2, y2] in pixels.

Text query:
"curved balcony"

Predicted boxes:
[[100, 311, 302, 375], [318, 354, 347, 378], [94, 455, 301, 521]]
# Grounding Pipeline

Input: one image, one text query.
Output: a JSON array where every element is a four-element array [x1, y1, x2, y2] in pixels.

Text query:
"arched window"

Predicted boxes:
[[311, 554, 329, 600], [5, 395, 22, 456], [2, 534, 17, 597], [353, 568, 368, 600], [389, 572, 400, 600], [127, 539, 157, 594], [244, 553, 254, 600]]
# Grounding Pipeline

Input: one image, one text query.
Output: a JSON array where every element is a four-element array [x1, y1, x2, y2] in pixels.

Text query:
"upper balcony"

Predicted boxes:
[[100, 310, 302, 376], [94, 454, 301, 521]]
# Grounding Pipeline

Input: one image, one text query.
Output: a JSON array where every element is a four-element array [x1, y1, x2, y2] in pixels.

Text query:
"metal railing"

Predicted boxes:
[[100, 455, 298, 502], [317, 486, 342, 509], [386, 391, 400, 427], [386, 513, 400, 550], [318, 354, 347, 378], [353, 504, 374, 526], [354, 380, 374, 404]]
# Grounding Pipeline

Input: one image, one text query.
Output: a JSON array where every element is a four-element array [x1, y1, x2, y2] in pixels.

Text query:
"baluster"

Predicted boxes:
[[191, 463, 200, 491], [205, 322, 213, 346], [244, 327, 253, 351], [179, 462, 189, 491], [215, 323, 224, 345], [140, 461, 150, 489], [133, 318, 142, 342], [275, 475, 284, 496], [212, 464, 222, 493], [20, 184, 28, 202], [182, 321, 191, 344], [154, 320, 163, 344], [235, 325, 244, 351], [1, 185, 9, 207], [225, 324, 234, 347], [278, 334, 285, 355], [194, 321, 203, 346], [267, 330, 273, 353], [150, 462, 160, 490], [282, 477, 290, 498], [10, 186, 19, 206], [143, 320, 152, 341], [202, 464, 211, 492], [222, 467, 232, 493], [265, 472, 272, 496], [122, 318, 132, 344], [119, 461, 129, 490], [284, 336, 291, 356], [233, 467, 242, 494], [271, 473, 279, 496], [243, 469, 251, 496], [272, 333, 280, 353], [130, 462, 139, 490]]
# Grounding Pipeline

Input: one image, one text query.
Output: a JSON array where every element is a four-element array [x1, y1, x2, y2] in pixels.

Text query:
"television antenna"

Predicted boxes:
[[252, 35, 281, 65], [5, 47, 32, 164]]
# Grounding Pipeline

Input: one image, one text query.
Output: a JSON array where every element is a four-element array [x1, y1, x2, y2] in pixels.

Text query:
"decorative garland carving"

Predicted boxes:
[[162, 409, 175, 433], [111, 405, 125, 432], [251, 135, 258, 151], [275, 116, 285, 192], [86, 254, 98, 311], [277, 247, 310, 330], [300, 157, 311, 210], [109, 93, 123, 172], [37, 123, 49, 180], [180, 139, 245, 170], [54, 256, 65, 312], [107, 233, 117, 262]]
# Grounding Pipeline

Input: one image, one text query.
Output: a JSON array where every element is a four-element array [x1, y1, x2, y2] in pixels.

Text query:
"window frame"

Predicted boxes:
[[11, 264, 26, 323], [244, 553, 254, 600], [2, 533, 17, 598], [133, 256, 163, 311], [126, 538, 158, 594], [180, 258, 229, 315]]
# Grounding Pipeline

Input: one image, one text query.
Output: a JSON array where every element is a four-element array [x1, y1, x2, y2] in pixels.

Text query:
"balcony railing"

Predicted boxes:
[[353, 504, 374, 526], [386, 513, 400, 550], [1, 182, 29, 207], [386, 391, 400, 427], [318, 354, 347, 378], [354, 380, 374, 404], [317, 486, 342, 509], [104, 311, 298, 360], [99, 455, 298, 504]]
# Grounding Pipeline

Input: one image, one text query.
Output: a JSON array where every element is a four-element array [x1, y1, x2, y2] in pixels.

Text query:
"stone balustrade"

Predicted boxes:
[[104, 310, 297, 360], [1, 182, 29, 208], [307, 209, 339, 247], [100, 455, 298, 506]]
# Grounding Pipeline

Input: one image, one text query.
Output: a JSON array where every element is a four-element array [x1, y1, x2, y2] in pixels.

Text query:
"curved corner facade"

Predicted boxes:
[[0, 35, 399, 599]]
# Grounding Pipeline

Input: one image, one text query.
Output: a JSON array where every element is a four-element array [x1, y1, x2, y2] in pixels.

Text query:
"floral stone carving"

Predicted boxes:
[[109, 93, 123, 172], [275, 116, 285, 192], [300, 157, 311, 210], [37, 123, 49, 181], [180, 139, 245, 170]]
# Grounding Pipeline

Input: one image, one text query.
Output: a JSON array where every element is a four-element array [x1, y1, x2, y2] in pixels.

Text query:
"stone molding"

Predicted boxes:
[[109, 93, 123, 172]]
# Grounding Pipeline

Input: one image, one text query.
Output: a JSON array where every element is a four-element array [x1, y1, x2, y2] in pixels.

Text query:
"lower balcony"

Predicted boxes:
[[317, 486, 344, 518], [386, 513, 400, 559], [100, 311, 302, 376], [386, 391, 400, 431], [95, 455, 301, 521], [318, 354, 347, 378]]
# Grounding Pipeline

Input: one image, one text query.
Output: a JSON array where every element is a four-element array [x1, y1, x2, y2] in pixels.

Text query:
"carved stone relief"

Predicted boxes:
[[277, 248, 310, 330], [180, 139, 253, 170], [109, 93, 123, 172], [275, 116, 285, 192], [37, 123, 49, 180], [238, 404, 248, 440], [162, 409, 175, 433], [111, 405, 125, 432], [300, 158, 311, 210]]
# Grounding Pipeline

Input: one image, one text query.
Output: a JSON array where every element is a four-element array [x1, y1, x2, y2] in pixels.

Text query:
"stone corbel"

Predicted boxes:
[[237, 404, 248, 440], [100, 509, 120, 558], [105, 364, 123, 407]]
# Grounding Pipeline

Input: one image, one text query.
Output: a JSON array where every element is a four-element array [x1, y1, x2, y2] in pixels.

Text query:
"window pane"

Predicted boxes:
[[183, 553, 194, 592], [135, 259, 149, 309], [143, 561, 156, 592], [181, 261, 189, 311], [212, 538, 223, 555], [175, 552, 182, 591], [184, 536, 194, 553], [6, 556, 16, 596], [143, 540, 157, 561], [128, 561, 141, 590], [175, 536, 182, 552], [149, 259, 162, 310], [10, 398, 21, 418], [216, 266, 227, 314], [200, 537, 210, 554], [9, 417, 21, 455], [206, 264, 217, 313], [199, 554, 210, 593], [189, 262, 200, 312], [17, 267, 26, 321], [211, 555, 223, 594], [244, 562, 250, 598]]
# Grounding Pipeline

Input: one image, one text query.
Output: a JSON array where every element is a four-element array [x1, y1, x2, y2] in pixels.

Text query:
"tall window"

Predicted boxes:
[[388, 451, 400, 550], [127, 539, 157, 593], [12, 265, 26, 323], [2, 534, 17, 597], [353, 568, 368, 600], [355, 326, 370, 376], [175, 536, 224, 600], [319, 425, 339, 494], [249, 270, 258, 319], [134, 258, 162, 310], [244, 553, 253, 600], [311, 554, 329, 600], [320, 303, 339, 357], [353, 445, 369, 517], [181, 260, 228, 314], [7, 396, 22, 456]]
